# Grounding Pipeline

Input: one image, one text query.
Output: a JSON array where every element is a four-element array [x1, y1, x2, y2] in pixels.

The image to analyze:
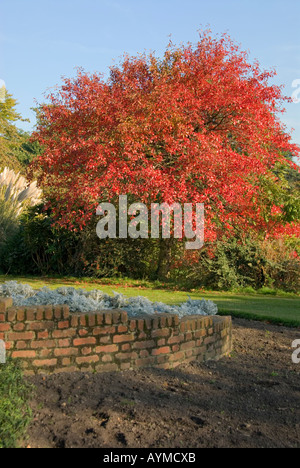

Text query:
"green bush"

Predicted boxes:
[[183, 236, 269, 291], [0, 358, 33, 448], [1, 205, 160, 279], [179, 234, 300, 293]]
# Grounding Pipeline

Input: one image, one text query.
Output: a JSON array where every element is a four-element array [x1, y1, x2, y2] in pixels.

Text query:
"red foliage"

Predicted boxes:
[[32, 31, 299, 240]]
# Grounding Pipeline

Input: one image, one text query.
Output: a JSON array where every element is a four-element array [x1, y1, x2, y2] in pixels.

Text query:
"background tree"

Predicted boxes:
[[0, 90, 38, 171], [31, 31, 299, 277]]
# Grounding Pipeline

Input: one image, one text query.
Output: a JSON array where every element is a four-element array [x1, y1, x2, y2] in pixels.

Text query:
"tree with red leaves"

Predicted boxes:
[[32, 31, 299, 245]]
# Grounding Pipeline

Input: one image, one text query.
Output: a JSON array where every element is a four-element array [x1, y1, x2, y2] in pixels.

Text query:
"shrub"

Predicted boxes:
[[0, 167, 42, 264], [183, 236, 268, 291], [0, 358, 33, 448]]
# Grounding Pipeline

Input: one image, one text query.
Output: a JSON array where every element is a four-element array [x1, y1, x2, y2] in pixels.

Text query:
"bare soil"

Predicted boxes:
[[24, 318, 300, 448]]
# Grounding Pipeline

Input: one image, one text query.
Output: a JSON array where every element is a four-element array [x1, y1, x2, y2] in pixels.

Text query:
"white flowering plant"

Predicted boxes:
[[0, 281, 218, 318]]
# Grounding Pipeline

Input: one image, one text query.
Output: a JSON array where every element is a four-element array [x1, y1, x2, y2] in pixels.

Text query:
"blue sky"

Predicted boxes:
[[1, 0, 299, 147]]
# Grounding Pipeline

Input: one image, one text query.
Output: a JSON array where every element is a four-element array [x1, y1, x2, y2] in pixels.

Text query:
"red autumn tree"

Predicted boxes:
[[32, 31, 299, 241]]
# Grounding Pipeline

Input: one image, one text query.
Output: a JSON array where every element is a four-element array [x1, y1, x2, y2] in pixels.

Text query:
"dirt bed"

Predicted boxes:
[[24, 318, 300, 448]]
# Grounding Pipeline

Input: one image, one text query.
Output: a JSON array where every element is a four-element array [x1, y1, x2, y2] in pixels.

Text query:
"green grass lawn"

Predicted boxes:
[[0, 275, 299, 327]]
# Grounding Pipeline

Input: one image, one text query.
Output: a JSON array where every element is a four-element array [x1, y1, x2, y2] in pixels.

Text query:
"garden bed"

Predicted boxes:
[[24, 318, 300, 448]]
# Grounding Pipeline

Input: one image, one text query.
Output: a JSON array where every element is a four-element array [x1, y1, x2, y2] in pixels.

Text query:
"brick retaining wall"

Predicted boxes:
[[0, 298, 232, 375]]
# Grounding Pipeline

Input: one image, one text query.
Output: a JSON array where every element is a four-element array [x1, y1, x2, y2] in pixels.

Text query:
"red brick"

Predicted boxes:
[[40, 349, 53, 358], [157, 339, 165, 347], [80, 315, 87, 326], [54, 348, 78, 357], [81, 347, 92, 356], [95, 363, 118, 372], [115, 352, 138, 361], [195, 330, 206, 339], [151, 329, 170, 338], [12, 350, 36, 358], [88, 315, 96, 327], [44, 306, 53, 320], [0, 313, 5, 322], [121, 343, 131, 351], [54, 366, 78, 374], [204, 336, 216, 345], [38, 331, 49, 339], [140, 350, 149, 358], [120, 362, 131, 370], [169, 351, 185, 362], [17, 309, 25, 321], [58, 339, 70, 347], [102, 355, 113, 363], [36, 307, 44, 320], [95, 313, 104, 325], [0, 323, 11, 332], [167, 334, 184, 345], [28, 321, 54, 331], [62, 358, 71, 366], [104, 314, 113, 325], [152, 346, 171, 356], [58, 321, 69, 329], [135, 357, 156, 367], [79, 329, 88, 337], [152, 318, 159, 329], [54, 306, 63, 319], [73, 337, 96, 346], [118, 325, 128, 333], [112, 312, 121, 324], [26, 309, 35, 321], [8, 331, 35, 341], [133, 340, 155, 350], [93, 326, 116, 336], [33, 359, 57, 367], [138, 319, 145, 332], [0, 298, 13, 312], [180, 341, 196, 351], [7, 311, 17, 321], [95, 344, 118, 353], [16, 341, 27, 350], [99, 336, 110, 344], [121, 312, 128, 323], [113, 334, 134, 344], [32, 340, 56, 349], [52, 329, 76, 339], [71, 316, 79, 327], [62, 305, 70, 318], [76, 355, 99, 364]]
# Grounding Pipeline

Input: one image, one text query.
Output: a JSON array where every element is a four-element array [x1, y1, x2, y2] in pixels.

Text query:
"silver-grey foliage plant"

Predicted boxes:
[[0, 281, 218, 318]]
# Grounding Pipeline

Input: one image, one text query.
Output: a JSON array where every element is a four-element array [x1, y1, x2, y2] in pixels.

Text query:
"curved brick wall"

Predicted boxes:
[[0, 297, 232, 375]]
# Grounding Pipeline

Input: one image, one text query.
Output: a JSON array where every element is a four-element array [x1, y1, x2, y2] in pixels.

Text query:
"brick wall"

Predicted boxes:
[[0, 298, 232, 375]]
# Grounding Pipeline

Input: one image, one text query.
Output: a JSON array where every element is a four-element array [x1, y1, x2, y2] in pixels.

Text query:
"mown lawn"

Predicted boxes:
[[0, 275, 299, 327]]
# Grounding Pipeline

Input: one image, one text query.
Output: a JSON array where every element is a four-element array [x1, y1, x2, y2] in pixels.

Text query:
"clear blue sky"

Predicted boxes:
[[1, 0, 299, 147]]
